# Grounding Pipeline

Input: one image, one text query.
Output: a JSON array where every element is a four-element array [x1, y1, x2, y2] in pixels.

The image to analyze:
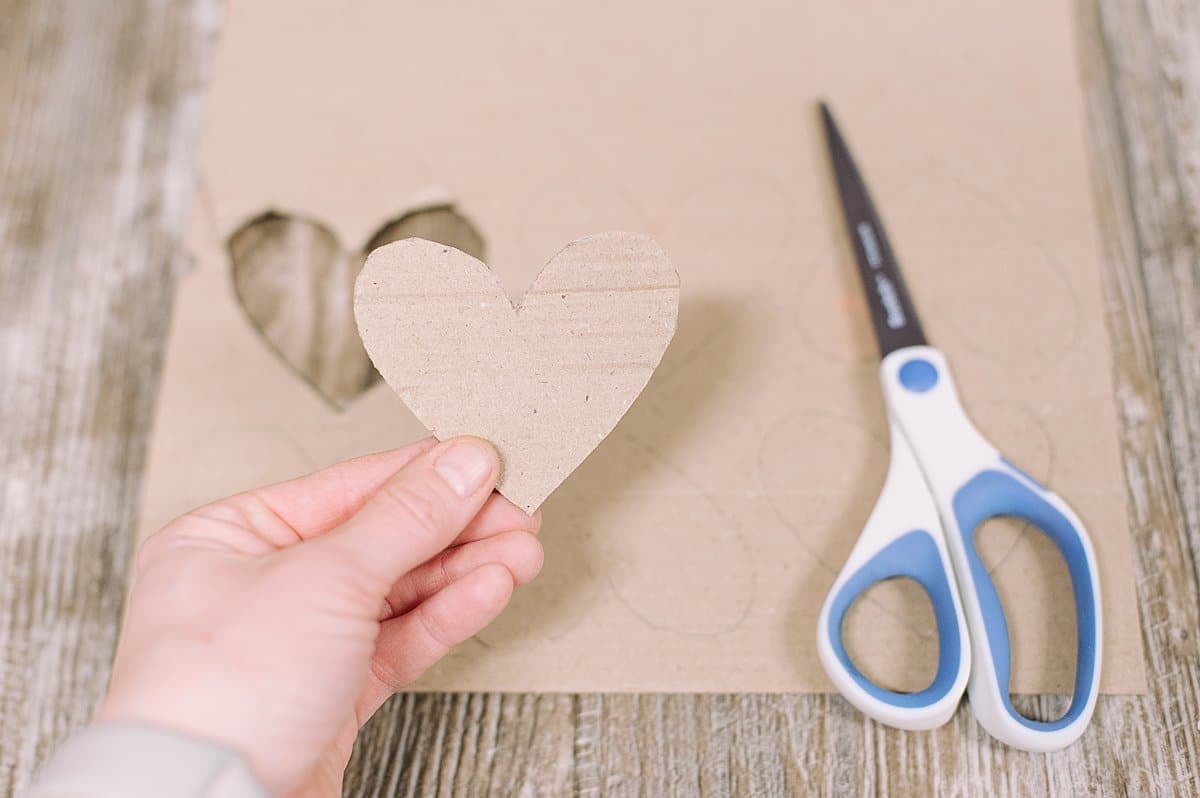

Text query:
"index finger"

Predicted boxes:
[[239, 437, 438, 539]]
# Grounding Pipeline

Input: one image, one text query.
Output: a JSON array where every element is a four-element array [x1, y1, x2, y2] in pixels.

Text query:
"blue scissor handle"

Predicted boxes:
[[951, 464, 1103, 745], [880, 346, 1103, 751], [817, 422, 972, 730], [823, 530, 965, 710]]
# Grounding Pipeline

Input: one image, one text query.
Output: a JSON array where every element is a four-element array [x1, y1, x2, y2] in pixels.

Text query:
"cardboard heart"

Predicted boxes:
[[228, 205, 485, 409], [354, 232, 680, 512]]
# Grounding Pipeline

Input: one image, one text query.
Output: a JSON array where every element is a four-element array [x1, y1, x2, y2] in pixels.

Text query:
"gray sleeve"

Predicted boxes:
[[26, 723, 268, 798]]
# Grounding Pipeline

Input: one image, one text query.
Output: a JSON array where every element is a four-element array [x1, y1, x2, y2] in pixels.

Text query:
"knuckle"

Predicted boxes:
[[376, 480, 447, 543], [517, 538, 546, 583], [415, 602, 456, 653], [306, 542, 386, 602], [132, 525, 181, 577], [132, 535, 163, 576], [433, 551, 454, 593], [369, 656, 412, 693]]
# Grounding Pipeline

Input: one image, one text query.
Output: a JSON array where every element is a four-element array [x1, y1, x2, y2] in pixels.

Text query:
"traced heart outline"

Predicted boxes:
[[226, 204, 485, 410], [355, 232, 680, 512]]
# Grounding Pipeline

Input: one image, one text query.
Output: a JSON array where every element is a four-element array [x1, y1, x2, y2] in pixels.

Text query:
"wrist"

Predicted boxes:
[[96, 645, 264, 780]]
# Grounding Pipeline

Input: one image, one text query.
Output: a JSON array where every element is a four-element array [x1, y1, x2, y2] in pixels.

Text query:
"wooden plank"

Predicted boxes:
[[1, 0, 1199, 795], [0, 0, 221, 793], [1082, 0, 1200, 790]]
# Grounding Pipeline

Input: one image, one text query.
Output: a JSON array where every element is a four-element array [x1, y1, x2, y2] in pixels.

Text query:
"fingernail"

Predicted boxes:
[[434, 440, 494, 497]]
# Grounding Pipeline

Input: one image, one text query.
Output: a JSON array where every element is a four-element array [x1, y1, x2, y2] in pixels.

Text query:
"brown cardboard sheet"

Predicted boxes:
[[138, 0, 1146, 693]]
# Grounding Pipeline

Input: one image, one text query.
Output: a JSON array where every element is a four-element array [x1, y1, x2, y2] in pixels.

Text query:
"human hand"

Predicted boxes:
[[96, 436, 542, 797]]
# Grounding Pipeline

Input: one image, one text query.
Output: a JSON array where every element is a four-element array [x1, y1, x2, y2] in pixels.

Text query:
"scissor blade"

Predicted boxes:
[[820, 102, 927, 356]]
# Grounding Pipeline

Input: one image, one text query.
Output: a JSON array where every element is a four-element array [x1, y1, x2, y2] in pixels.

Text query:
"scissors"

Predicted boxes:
[[814, 103, 1102, 752]]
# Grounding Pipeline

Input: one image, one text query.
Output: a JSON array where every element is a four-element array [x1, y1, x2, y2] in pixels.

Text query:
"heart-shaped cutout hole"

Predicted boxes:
[[355, 232, 679, 511], [228, 205, 485, 409]]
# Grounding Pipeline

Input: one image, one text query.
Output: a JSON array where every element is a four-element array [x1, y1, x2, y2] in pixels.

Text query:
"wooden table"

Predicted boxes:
[[2, 1, 1197, 794]]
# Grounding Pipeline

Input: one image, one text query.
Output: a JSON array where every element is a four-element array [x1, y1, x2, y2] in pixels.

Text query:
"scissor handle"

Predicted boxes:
[[880, 346, 1103, 752], [817, 421, 971, 731]]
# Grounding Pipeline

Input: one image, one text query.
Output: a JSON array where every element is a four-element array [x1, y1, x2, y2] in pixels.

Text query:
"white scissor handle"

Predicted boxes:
[[817, 416, 971, 731], [881, 346, 1103, 752]]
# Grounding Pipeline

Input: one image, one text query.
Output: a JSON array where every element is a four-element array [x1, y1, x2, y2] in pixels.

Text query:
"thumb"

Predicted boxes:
[[308, 436, 500, 592]]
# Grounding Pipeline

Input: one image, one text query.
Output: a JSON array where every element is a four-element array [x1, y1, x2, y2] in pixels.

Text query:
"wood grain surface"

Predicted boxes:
[[228, 205, 486, 410], [1, 0, 1198, 795], [0, 0, 221, 792]]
